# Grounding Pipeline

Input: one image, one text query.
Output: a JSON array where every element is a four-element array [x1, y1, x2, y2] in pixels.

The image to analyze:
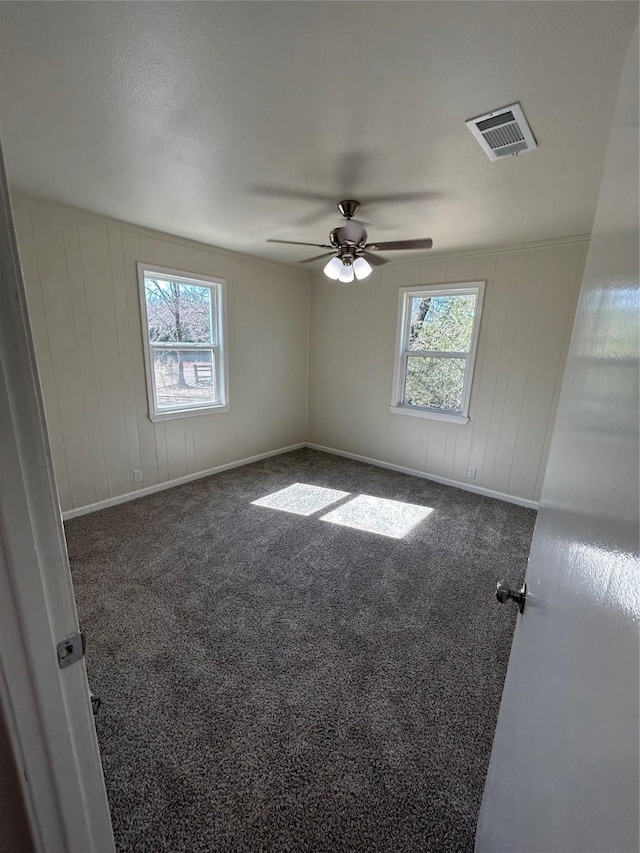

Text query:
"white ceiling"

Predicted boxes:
[[0, 2, 637, 266]]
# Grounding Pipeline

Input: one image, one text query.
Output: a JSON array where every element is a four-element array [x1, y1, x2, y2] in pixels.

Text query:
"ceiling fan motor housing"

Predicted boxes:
[[330, 221, 368, 253]]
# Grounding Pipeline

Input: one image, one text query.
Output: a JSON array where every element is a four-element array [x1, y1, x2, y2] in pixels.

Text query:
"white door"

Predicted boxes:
[[475, 27, 639, 853], [0, 142, 115, 851]]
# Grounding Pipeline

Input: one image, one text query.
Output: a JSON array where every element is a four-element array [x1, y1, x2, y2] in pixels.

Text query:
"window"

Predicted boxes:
[[391, 281, 485, 424], [137, 264, 228, 421]]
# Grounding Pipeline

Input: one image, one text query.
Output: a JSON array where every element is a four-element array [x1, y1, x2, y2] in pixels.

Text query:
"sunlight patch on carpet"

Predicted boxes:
[[251, 483, 350, 516], [320, 494, 433, 539]]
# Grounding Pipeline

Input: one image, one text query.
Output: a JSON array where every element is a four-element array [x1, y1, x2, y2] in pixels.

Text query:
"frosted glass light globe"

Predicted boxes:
[[353, 257, 373, 280], [323, 256, 343, 280], [338, 263, 355, 283]]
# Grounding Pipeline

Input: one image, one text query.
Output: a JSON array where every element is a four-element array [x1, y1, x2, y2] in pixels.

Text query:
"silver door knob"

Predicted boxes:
[[496, 580, 526, 613]]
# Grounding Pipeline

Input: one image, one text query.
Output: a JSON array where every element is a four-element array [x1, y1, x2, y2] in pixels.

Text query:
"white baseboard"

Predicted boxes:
[[62, 440, 538, 520], [305, 443, 539, 510], [61, 443, 307, 520]]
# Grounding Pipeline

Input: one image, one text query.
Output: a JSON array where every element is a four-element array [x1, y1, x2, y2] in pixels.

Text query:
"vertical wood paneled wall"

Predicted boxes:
[[308, 240, 587, 503], [13, 192, 586, 513], [12, 196, 309, 513]]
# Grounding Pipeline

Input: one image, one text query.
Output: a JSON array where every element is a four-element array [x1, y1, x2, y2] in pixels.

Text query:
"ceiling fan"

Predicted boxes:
[[267, 200, 433, 282]]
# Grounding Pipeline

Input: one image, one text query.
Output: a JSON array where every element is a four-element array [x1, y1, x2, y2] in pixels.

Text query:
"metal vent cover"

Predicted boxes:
[[466, 103, 537, 161]]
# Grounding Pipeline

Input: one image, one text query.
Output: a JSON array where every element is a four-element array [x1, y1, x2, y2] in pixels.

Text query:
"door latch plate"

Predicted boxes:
[[57, 632, 86, 668]]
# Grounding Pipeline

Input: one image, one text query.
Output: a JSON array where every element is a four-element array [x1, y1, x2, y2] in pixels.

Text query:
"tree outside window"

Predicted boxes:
[[392, 283, 485, 423], [138, 265, 228, 421]]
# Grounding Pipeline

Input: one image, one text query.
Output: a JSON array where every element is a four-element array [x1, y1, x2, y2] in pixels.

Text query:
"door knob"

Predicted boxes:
[[496, 580, 526, 613]]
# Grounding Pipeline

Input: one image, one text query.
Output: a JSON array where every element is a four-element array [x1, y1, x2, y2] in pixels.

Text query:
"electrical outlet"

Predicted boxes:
[[133, 469, 143, 484], [466, 466, 477, 480]]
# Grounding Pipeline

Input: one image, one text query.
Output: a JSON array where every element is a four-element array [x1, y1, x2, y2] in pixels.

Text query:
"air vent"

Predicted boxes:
[[466, 103, 537, 161]]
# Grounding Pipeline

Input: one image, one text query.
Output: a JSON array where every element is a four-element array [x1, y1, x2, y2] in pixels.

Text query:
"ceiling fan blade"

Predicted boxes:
[[361, 191, 442, 205], [365, 238, 433, 251], [252, 185, 336, 204], [267, 239, 332, 249], [359, 250, 388, 267], [299, 252, 336, 264], [295, 205, 335, 227]]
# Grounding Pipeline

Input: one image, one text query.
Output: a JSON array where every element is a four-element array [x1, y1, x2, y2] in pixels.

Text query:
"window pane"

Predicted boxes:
[[144, 278, 213, 344], [408, 294, 476, 353], [404, 356, 466, 411], [153, 349, 216, 409]]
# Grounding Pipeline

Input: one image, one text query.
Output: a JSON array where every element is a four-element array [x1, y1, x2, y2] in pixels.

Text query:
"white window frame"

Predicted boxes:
[[137, 263, 229, 422], [390, 281, 485, 424]]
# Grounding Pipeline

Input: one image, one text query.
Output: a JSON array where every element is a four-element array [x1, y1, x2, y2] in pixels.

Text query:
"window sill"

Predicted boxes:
[[149, 404, 230, 423], [389, 405, 469, 425]]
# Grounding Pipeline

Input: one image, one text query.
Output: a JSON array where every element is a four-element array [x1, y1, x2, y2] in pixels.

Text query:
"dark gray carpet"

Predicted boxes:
[[65, 448, 536, 853]]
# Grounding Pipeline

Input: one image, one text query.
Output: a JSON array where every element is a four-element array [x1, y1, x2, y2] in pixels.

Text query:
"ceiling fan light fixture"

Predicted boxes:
[[353, 256, 373, 280], [268, 199, 433, 281], [323, 256, 343, 280], [338, 262, 355, 283]]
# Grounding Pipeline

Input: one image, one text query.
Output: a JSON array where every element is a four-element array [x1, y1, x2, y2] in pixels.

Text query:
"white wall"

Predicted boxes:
[[12, 196, 309, 514], [13, 193, 587, 513], [308, 239, 587, 503]]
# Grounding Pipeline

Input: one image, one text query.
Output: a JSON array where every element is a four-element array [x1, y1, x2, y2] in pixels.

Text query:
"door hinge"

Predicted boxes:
[[56, 632, 86, 669]]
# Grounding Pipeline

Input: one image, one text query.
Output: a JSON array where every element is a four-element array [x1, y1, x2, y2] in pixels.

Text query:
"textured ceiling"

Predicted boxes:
[[0, 2, 637, 266]]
